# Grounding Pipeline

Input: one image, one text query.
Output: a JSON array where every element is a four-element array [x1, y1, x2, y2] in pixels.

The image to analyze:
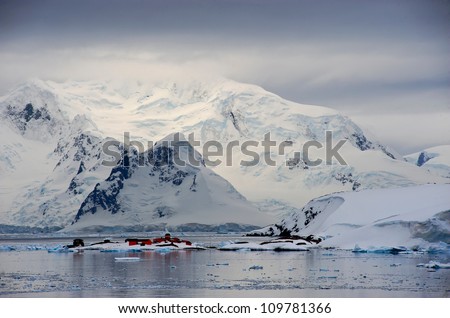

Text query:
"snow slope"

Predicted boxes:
[[405, 145, 450, 179], [275, 184, 450, 250]]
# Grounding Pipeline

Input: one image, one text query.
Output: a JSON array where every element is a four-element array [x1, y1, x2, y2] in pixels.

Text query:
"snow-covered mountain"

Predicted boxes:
[[405, 145, 450, 179], [69, 133, 273, 232], [262, 184, 450, 250], [0, 79, 446, 232]]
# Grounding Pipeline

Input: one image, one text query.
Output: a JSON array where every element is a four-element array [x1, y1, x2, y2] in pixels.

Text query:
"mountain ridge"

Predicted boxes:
[[0, 79, 447, 232]]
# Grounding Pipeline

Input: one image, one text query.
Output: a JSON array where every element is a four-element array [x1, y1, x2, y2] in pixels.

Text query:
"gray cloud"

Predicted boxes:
[[0, 0, 449, 154]]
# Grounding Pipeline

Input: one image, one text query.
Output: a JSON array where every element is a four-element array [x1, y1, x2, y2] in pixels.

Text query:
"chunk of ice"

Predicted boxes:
[[416, 261, 450, 269], [249, 265, 263, 270]]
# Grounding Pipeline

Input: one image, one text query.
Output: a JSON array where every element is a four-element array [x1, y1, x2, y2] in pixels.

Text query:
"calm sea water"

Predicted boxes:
[[0, 235, 449, 297]]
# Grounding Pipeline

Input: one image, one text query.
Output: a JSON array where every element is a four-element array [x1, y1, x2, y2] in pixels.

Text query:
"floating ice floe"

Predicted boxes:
[[352, 242, 450, 255], [219, 238, 311, 251], [249, 265, 263, 270], [352, 245, 410, 254], [114, 257, 140, 262], [206, 263, 229, 267], [416, 261, 450, 269], [1, 244, 53, 252], [0, 246, 16, 251], [47, 245, 74, 253]]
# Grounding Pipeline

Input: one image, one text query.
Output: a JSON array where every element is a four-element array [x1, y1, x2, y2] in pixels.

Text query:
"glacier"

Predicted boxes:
[[405, 145, 450, 180]]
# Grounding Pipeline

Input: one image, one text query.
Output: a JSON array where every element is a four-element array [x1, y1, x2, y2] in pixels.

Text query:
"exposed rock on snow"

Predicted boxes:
[[405, 145, 450, 179]]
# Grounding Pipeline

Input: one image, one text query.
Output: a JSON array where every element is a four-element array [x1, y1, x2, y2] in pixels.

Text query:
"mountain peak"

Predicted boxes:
[[70, 132, 273, 232]]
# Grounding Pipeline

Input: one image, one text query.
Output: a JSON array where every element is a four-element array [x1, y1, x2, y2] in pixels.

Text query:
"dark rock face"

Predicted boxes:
[[333, 172, 361, 190], [6, 103, 52, 133], [55, 133, 101, 168], [352, 133, 373, 151], [22, 103, 51, 122], [224, 106, 246, 135], [74, 139, 199, 223], [304, 206, 320, 226], [67, 162, 86, 195], [74, 165, 129, 221], [286, 156, 309, 170], [153, 206, 175, 219], [229, 111, 239, 131], [351, 132, 396, 159]]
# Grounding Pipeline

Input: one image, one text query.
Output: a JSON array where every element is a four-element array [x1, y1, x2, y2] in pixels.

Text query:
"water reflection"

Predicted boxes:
[[0, 242, 449, 297]]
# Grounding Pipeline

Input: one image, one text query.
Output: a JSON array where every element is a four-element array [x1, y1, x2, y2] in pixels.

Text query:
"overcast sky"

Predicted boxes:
[[1, 0, 449, 154]]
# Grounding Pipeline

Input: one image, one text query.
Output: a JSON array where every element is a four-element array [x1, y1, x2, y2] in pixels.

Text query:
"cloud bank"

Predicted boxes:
[[1, 0, 448, 153]]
